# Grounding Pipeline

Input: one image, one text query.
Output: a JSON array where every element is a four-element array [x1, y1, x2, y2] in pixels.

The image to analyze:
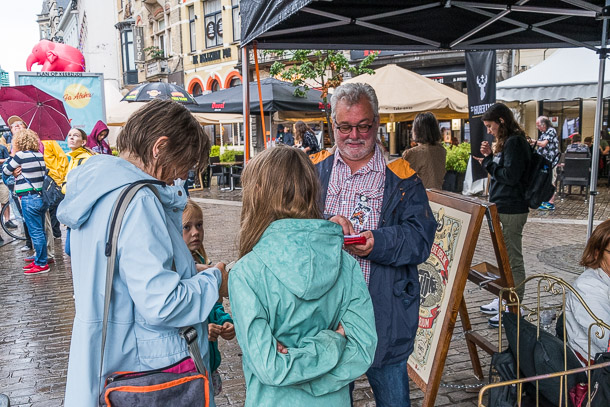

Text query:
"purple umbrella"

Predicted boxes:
[[0, 85, 71, 141]]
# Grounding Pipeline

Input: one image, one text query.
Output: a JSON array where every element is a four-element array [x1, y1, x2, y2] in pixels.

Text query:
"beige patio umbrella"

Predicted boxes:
[[344, 64, 468, 122]]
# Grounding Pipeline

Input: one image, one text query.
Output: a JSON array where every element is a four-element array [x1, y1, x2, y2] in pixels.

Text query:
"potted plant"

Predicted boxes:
[[143, 46, 166, 60], [442, 142, 470, 193]]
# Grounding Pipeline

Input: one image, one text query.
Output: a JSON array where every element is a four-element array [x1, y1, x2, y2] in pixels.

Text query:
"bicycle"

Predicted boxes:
[[1, 192, 27, 240]]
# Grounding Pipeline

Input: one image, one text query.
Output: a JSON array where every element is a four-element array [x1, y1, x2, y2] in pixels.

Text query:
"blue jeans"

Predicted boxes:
[[21, 194, 47, 265], [350, 359, 411, 407]]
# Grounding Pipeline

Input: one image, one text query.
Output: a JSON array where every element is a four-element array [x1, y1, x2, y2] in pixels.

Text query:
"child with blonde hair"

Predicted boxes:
[[182, 199, 235, 396]]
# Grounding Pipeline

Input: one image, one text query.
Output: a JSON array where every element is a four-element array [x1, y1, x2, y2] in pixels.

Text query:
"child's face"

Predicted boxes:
[[182, 216, 204, 251]]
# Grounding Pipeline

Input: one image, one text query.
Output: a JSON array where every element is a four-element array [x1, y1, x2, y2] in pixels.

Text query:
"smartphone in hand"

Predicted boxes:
[[344, 235, 366, 245]]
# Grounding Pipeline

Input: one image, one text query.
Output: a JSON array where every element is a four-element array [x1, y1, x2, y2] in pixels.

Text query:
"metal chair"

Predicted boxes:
[[209, 156, 227, 188], [558, 155, 591, 200]]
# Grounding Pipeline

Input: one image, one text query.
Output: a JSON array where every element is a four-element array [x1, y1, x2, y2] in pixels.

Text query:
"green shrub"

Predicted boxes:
[[210, 145, 220, 157], [220, 149, 237, 162], [445, 142, 470, 173]]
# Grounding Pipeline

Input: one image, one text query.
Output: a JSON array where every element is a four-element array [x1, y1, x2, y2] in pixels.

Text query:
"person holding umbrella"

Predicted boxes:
[[3, 129, 49, 274]]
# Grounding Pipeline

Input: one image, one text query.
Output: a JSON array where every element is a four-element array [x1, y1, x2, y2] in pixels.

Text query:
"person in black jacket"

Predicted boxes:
[[478, 103, 531, 327]]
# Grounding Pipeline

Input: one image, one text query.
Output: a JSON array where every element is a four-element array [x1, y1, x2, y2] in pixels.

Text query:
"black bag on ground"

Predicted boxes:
[[503, 312, 586, 406], [524, 149, 555, 209], [590, 351, 610, 407], [488, 348, 518, 407]]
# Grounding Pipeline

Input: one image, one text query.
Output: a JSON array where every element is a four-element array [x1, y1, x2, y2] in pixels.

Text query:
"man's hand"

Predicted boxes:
[[12, 167, 21, 177], [220, 322, 235, 340], [208, 323, 222, 342], [346, 230, 374, 257], [329, 215, 355, 235], [215, 262, 229, 299]]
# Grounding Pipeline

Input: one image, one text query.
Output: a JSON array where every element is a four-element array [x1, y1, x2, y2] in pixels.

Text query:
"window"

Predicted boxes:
[[154, 17, 167, 57], [191, 82, 203, 96], [229, 77, 241, 87], [232, 0, 240, 42], [188, 5, 196, 52], [210, 79, 220, 92], [121, 29, 137, 84], [204, 0, 222, 48]]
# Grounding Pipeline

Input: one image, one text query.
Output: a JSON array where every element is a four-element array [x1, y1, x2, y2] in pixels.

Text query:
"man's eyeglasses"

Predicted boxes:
[[334, 122, 375, 135]]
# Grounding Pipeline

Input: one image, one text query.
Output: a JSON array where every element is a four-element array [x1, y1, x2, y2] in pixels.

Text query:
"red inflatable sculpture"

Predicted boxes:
[[26, 40, 86, 72]]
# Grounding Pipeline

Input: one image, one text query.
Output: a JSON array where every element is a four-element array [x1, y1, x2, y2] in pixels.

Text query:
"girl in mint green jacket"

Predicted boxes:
[[229, 146, 378, 407]]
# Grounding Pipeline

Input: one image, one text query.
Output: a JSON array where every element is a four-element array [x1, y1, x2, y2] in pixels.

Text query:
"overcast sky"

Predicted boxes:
[[1, 0, 44, 84]]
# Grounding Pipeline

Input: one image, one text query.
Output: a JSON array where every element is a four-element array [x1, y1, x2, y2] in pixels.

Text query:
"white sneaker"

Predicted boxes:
[[488, 313, 501, 328], [20, 245, 32, 252], [480, 298, 506, 315]]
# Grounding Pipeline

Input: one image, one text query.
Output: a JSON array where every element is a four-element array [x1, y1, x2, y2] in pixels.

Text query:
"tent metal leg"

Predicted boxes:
[[587, 0, 609, 239], [242, 46, 251, 162]]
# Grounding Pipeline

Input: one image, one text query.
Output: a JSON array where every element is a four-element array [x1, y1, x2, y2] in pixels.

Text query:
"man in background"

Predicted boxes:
[[533, 116, 559, 210]]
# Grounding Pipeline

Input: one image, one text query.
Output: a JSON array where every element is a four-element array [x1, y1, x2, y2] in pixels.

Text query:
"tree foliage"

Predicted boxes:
[[264, 50, 377, 144]]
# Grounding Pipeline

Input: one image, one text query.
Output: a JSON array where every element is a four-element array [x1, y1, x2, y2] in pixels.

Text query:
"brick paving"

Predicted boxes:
[[0, 183, 609, 406]]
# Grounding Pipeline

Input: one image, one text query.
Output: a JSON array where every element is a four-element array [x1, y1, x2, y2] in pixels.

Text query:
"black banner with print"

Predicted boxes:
[[466, 50, 496, 181]]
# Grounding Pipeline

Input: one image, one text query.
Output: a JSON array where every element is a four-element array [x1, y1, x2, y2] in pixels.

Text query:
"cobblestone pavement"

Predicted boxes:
[[0, 183, 608, 406]]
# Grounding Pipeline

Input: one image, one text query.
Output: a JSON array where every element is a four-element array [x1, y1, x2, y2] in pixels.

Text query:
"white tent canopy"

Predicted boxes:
[[497, 48, 610, 102]]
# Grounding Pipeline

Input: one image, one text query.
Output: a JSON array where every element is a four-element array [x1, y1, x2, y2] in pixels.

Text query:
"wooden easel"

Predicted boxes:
[[407, 190, 515, 407], [461, 202, 514, 380]]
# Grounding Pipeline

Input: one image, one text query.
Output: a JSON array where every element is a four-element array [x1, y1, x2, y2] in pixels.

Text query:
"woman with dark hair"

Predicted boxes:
[[565, 219, 610, 365], [229, 146, 376, 406], [57, 99, 228, 405], [477, 103, 532, 327], [294, 120, 320, 154], [402, 112, 446, 189]]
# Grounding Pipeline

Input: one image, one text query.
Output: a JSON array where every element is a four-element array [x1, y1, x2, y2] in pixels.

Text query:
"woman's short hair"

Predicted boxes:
[[412, 112, 442, 145], [330, 82, 379, 122], [13, 129, 40, 152], [581, 219, 610, 269], [537, 116, 552, 129], [239, 146, 321, 257], [117, 99, 211, 181]]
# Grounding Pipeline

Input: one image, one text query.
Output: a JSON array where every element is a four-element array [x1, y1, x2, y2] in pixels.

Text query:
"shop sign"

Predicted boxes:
[[192, 48, 232, 65], [134, 26, 144, 63]]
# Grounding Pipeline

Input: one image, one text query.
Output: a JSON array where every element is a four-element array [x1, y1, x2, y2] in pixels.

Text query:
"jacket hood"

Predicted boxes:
[[252, 219, 344, 300], [57, 154, 183, 230], [86, 120, 109, 149]]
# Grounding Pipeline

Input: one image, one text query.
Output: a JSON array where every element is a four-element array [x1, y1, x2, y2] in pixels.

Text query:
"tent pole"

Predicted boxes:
[[253, 42, 267, 149], [242, 45, 250, 162], [587, 2, 609, 239]]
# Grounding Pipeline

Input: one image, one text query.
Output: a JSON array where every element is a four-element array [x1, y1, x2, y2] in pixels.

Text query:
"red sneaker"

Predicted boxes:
[[24, 264, 50, 275], [24, 257, 54, 264], [23, 261, 36, 270]]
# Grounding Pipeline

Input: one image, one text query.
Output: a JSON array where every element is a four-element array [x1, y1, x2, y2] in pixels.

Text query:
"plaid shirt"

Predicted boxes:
[[324, 145, 386, 285]]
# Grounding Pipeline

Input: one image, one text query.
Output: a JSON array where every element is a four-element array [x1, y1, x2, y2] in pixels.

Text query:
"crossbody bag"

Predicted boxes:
[[98, 180, 209, 407]]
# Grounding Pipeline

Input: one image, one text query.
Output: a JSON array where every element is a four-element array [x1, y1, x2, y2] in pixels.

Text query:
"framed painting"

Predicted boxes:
[[407, 190, 487, 407]]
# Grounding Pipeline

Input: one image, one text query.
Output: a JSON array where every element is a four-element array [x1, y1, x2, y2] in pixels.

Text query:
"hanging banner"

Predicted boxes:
[[16, 72, 105, 135], [465, 51, 496, 181]]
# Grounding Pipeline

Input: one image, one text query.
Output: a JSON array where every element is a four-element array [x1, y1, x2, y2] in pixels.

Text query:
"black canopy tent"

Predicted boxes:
[[239, 0, 609, 238], [190, 78, 326, 114]]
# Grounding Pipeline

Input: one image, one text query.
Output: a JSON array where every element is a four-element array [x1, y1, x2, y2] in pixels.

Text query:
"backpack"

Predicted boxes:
[[523, 147, 556, 209]]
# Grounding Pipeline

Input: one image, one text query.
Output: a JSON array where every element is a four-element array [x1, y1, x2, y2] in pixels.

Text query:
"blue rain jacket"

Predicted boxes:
[[57, 154, 221, 406], [314, 151, 437, 368]]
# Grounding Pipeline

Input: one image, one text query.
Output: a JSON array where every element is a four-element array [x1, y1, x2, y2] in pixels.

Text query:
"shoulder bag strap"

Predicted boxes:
[[98, 180, 207, 395]]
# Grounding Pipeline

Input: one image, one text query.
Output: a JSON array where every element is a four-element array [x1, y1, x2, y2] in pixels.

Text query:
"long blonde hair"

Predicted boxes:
[[183, 199, 209, 264], [239, 146, 321, 257]]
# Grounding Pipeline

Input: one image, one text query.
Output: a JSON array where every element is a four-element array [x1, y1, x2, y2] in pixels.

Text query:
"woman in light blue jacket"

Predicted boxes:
[[229, 146, 378, 407], [57, 100, 228, 406]]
